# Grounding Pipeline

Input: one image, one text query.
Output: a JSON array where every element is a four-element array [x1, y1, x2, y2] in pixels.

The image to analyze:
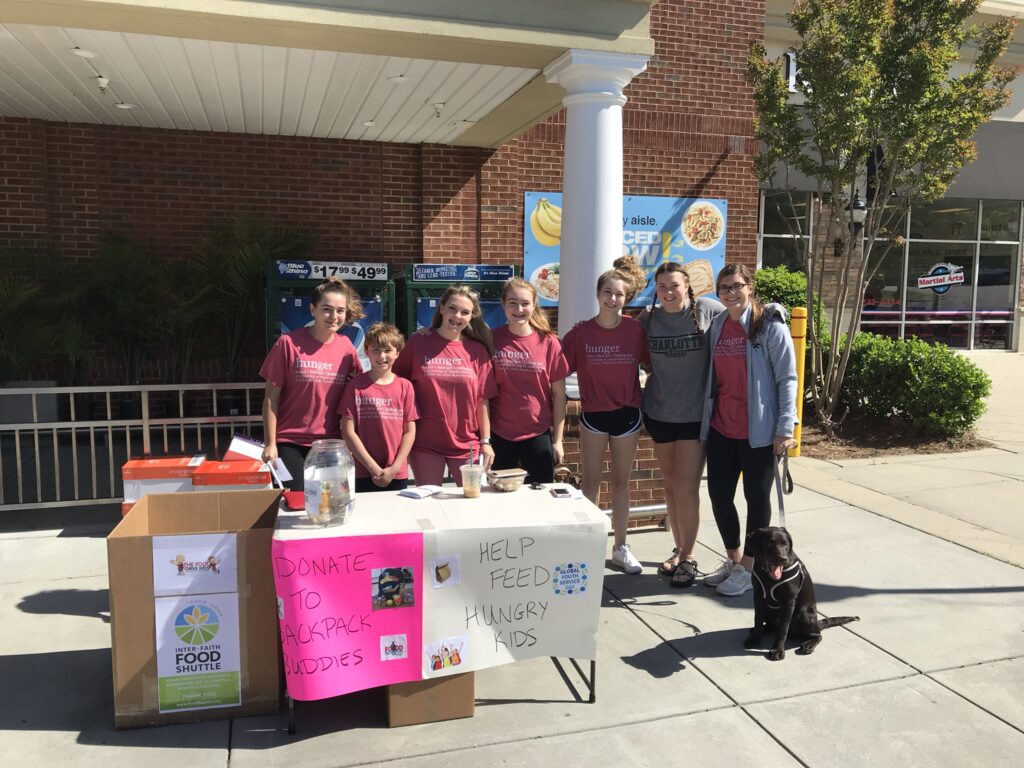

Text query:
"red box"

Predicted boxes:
[[193, 460, 273, 489], [122, 456, 205, 503]]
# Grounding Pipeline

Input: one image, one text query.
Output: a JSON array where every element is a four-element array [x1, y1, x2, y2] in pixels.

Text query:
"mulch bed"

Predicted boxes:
[[797, 413, 988, 460]]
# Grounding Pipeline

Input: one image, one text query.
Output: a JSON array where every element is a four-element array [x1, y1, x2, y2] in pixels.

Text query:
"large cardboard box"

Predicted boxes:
[[107, 489, 281, 728], [386, 673, 475, 727]]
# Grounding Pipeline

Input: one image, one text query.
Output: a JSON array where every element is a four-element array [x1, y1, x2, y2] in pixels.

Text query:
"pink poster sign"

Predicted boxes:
[[272, 532, 423, 700]]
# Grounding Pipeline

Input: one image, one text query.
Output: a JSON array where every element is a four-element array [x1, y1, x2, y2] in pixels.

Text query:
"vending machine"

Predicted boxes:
[[266, 260, 395, 369], [399, 263, 518, 334]]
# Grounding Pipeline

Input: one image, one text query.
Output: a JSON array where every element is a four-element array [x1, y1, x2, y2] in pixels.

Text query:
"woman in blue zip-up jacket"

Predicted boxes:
[[698, 263, 798, 597]]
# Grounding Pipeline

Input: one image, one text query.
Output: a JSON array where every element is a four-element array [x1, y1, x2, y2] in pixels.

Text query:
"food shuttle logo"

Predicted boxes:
[[172, 602, 225, 674], [917, 263, 965, 294], [175, 604, 220, 645]]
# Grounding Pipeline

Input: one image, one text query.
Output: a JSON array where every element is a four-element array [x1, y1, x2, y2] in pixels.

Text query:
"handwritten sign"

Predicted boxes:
[[421, 523, 606, 676], [272, 533, 423, 700]]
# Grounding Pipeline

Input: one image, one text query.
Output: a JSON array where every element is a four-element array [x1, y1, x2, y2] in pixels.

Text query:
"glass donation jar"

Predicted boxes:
[[303, 439, 355, 526]]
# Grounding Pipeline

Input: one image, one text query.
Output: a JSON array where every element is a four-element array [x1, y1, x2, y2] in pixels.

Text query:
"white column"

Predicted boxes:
[[544, 49, 648, 336]]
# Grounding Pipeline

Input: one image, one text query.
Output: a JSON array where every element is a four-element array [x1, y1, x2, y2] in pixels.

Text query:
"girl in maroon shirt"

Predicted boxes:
[[394, 285, 497, 486], [259, 277, 364, 490], [562, 256, 647, 574], [489, 277, 571, 483]]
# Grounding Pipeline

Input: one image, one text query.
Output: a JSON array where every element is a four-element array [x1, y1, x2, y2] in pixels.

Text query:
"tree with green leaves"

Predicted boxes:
[[748, 0, 1016, 437]]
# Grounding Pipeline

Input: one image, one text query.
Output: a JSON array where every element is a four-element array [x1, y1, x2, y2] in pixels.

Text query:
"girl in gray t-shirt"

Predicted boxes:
[[639, 262, 724, 587]]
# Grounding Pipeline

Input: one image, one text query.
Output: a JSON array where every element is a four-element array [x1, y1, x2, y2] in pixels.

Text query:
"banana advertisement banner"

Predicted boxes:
[[524, 192, 728, 308]]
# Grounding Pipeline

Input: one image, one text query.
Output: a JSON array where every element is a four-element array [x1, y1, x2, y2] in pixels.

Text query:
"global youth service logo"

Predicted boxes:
[[175, 604, 221, 645], [917, 263, 964, 295], [552, 562, 588, 596]]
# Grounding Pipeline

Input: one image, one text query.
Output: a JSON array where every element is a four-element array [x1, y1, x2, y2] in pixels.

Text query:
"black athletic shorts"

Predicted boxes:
[[580, 406, 642, 438], [642, 414, 701, 444]]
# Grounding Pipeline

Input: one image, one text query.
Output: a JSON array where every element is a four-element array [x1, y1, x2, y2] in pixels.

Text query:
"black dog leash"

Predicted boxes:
[[774, 451, 794, 528]]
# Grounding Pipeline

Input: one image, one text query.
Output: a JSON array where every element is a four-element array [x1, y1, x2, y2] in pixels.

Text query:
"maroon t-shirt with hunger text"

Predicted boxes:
[[339, 373, 419, 478], [392, 330, 498, 457], [259, 328, 362, 446], [711, 318, 749, 439], [490, 325, 571, 441], [561, 317, 644, 412]]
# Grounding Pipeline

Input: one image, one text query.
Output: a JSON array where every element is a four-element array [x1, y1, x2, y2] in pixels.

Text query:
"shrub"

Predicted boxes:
[[842, 333, 991, 438], [755, 264, 826, 335], [755, 265, 807, 312]]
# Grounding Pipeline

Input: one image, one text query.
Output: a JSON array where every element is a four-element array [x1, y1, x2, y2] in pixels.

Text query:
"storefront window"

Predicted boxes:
[[904, 323, 971, 349], [980, 200, 1021, 242], [763, 192, 811, 235], [757, 191, 1021, 349], [859, 324, 901, 340], [905, 242, 975, 322], [862, 246, 904, 319], [975, 324, 1013, 350], [976, 244, 1017, 313], [909, 199, 978, 241], [760, 192, 811, 271], [760, 237, 805, 271]]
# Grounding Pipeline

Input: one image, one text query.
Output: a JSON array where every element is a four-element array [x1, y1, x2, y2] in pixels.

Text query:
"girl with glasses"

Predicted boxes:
[[699, 264, 798, 596], [562, 256, 648, 574]]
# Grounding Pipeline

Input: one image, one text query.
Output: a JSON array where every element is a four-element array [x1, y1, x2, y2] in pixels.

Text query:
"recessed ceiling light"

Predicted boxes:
[[115, 102, 135, 110], [362, 120, 376, 127], [71, 47, 96, 58], [387, 74, 411, 84]]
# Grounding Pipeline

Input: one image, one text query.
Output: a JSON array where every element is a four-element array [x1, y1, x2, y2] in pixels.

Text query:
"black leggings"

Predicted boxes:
[[705, 427, 775, 555], [277, 442, 311, 491], [491, 432, 555, 483]]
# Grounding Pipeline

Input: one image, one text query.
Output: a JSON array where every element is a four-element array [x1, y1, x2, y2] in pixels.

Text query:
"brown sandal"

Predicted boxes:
[[670, 559, 699, 588], [658, 548, 681, 576]]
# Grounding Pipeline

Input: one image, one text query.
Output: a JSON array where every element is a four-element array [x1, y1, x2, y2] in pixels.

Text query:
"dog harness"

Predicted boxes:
[[752, 560, 804, 610]]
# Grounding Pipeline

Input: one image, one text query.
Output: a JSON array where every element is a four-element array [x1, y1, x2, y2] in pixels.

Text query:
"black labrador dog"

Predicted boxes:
[[744, 526, 859, 661]]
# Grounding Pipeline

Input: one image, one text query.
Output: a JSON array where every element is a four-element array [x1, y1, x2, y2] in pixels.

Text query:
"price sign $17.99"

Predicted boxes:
[[309, 262, 388, 281]]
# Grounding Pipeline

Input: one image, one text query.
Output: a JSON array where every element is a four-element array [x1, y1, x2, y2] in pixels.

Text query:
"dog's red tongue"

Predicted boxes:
[[769, 564, 783, 580]]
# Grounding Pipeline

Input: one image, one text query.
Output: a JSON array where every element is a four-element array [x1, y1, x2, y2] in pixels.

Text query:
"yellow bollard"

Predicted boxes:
[[789, 307, 807, 457]]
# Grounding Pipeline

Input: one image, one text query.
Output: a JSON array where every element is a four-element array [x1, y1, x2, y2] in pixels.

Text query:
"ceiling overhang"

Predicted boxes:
[[0, 0, 656, 147]]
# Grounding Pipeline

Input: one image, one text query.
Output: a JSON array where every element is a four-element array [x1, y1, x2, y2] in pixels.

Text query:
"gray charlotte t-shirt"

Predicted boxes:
[[641, 296, 725, 424]]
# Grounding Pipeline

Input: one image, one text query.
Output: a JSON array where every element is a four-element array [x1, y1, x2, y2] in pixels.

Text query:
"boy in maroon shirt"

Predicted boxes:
[[340, 323, 418, 493]]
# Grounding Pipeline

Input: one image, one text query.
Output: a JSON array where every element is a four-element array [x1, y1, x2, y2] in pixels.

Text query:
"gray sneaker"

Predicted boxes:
[[703, 558, 735, 587], [715, 564, 752, 596]]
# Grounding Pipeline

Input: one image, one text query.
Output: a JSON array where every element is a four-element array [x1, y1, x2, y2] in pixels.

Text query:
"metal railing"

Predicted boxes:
[[0, 383, 265, 510]]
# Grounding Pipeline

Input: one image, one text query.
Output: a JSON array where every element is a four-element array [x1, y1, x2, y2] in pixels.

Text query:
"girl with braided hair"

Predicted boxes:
[[639, 262, 725, 587]]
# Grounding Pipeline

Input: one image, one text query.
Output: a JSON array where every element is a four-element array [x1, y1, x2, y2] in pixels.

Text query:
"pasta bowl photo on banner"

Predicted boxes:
[[681, 200, 725, 251]]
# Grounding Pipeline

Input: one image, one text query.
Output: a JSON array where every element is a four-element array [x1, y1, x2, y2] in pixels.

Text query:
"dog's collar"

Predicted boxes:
[[752, 560, 803, 608]]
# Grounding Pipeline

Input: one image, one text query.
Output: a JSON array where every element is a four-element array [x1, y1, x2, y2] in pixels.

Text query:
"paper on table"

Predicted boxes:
[[398, 485, 443, 499]]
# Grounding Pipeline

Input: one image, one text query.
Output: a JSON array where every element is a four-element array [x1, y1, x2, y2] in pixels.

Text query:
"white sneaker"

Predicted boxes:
[[716, 564, 752, 596], [703, 559, 736, 587], [611, 544, 642, 574]]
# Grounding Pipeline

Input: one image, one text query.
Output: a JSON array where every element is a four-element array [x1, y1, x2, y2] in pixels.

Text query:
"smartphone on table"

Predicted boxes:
[[549, 487, 572, 499]]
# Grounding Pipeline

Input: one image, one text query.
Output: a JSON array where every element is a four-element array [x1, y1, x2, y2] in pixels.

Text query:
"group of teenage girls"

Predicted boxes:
[[259, 256, 797, 597]]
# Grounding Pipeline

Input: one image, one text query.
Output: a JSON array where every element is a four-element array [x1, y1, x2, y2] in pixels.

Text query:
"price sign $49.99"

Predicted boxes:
[[309, 262, 388, 281]]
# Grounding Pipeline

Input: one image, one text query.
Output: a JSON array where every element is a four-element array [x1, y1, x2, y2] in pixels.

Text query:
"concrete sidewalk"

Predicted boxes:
[[1, 352, 1022, 766]]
